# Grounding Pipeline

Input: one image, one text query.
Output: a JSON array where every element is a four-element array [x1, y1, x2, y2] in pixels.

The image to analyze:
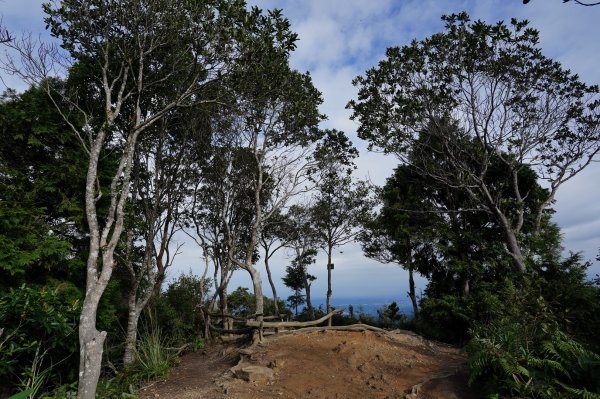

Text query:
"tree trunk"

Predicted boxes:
[[219, 265, 232, 330], [407, 266, 418, 318], [219, 288, 231, 331], [246, 265, 264, 342], [303, 277, 315, 320], [462, 277, 470, 297], [78, 326, 106, 399], [326, 245, 333, 326], [264, 257, 280, 317], [496, 210, 527, 273], [77, 269, 110, 399], [123, 286, 140, 367], [123, 280, 154, 367]]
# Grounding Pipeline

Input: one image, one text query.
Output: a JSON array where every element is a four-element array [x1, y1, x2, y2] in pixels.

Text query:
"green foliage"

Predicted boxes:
[[467, 322, 600, 398], [8, 389, 34, 399], [418, 281, 512, 344], [226, 287, 287, 319], [191, 337, 205, 352], [156, 272, 211, 344], [532, 254, 600, 351], [40, 381, 77, 399], [376, 302, 408, 329], [0, 283, 81, 392], [460, 256, 600, 397], [0, 87, 87, 281], [42, 378, 138, 399]]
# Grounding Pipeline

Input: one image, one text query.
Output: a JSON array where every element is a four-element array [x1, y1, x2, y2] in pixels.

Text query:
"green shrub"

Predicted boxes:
[[0, 283, 81, 394], [467, 320, 600, 398]]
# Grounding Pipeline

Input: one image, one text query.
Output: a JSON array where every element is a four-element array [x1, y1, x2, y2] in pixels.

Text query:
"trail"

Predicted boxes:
[[139, 328, 479, 399]]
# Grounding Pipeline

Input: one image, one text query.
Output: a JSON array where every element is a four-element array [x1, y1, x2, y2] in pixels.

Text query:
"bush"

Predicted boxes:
[[226, 287, 291, 319], [467, 320, 600, 398], [0, 283, 81, 395]]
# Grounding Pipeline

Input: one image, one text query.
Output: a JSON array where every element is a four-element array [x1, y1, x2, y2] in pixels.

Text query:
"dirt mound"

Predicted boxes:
[[139, 327, 479, 399]]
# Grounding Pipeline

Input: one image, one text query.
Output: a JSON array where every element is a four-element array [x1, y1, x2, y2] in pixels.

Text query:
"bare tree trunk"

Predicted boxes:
[[303, 277, 315, 320], [123, 285, 140, 367], [246, 265, 264, 342], [462, 277, 470, 297], [264, 257, 280, 317], [79, 130, 137, 398], [326, 245, 333, 326], [123, 281, 154, 367], [219, 287, 231, 331], [407, 266, 418, 318], [78, 287, 108, 399], [496, 210, 527, 273]]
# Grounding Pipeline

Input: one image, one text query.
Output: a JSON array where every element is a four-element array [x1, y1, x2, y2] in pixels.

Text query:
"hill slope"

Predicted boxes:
[[139, 327, 479, 398]]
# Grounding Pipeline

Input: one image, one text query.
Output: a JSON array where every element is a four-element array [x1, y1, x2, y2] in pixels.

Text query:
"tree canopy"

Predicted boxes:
[[349, 13, 600, 273]]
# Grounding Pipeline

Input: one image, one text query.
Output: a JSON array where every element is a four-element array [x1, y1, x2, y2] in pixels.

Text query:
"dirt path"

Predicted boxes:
[[139, 328, 479, 399]]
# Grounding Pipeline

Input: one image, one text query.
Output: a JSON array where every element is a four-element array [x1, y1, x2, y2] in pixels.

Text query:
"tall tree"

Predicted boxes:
[[349, 13, 600, 274], [259, 211, 293, 318], [3, 1, 244, 396], [310, 129, 372, 322], [121, 109, 193, 366], [218, 7, 323, 340], [0, 86, 86, 283], [188, 139, 259, 332], [285, 205, 319, 320]]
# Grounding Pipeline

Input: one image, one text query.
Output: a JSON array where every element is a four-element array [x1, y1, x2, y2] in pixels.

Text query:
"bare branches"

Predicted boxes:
[[350, 14, 600, 273], [0, 18, 12, 44], [523, 0, 600, 5]]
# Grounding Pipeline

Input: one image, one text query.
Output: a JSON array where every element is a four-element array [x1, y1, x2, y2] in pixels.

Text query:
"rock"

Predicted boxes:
[[233, 365, 274, 382]]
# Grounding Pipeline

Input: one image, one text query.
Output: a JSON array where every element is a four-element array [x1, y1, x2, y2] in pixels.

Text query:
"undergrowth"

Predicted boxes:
[[467, 321, 600, 398]]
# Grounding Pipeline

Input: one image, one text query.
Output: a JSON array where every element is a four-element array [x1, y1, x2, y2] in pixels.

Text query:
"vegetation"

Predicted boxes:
[[0, 2, 598, 399], [351, 12, 600, 398]]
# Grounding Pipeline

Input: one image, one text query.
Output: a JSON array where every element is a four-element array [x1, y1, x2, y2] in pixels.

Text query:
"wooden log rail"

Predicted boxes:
[[204, 307, 343, 342], [245, 308, 343, 328]]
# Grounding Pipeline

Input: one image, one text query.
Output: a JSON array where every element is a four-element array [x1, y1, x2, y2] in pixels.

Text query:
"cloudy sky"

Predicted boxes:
[[1, 0, 599, 307]]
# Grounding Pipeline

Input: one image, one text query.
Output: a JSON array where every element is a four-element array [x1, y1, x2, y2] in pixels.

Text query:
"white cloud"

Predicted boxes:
[[3, 0, 599, 297]]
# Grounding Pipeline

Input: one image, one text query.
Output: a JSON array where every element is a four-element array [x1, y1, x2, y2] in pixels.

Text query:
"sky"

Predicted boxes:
[[1, 0, 599, 308]]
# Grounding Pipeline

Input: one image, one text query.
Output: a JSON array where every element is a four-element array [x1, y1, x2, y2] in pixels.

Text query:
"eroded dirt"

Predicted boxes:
[[139, 328, 479, 399]]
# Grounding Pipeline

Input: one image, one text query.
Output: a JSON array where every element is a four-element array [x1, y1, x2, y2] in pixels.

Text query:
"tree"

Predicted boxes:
[[284, 205, 319, 320], [349, 13, 600, 274], [259, 211, 293, 317], [159, 271, 212, 344], [362, 154, 552, 318], [121, 109, 193, 366], [0, 86, 85, 282], [282, 263, 309, 317], [360, 167, 437, 317], [310, 130, 373, 322], [218, 7, 323, 340], [2, 1, 244, 396], [187, 141, 259, 333]]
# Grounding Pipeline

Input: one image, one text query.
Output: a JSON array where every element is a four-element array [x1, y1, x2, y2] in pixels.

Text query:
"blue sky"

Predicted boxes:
[[1, 0, 599, 307]]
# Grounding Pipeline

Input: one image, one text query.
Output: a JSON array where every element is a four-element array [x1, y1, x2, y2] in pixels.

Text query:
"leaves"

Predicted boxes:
[[350, 12, 600, 273]]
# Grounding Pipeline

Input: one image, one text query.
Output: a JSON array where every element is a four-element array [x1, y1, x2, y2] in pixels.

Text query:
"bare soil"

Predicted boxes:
[[138, 327, 480, 399]]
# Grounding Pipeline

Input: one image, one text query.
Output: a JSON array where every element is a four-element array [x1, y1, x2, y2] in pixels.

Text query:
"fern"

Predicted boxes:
[[558, 383, 600, 399], [467, 321, 600, 398]]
